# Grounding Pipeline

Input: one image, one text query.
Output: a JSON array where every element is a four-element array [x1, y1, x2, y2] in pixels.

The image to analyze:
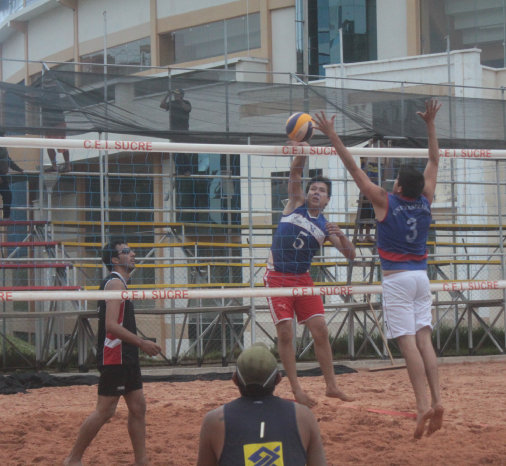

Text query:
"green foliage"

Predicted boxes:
[[0, 335, 36, 369]]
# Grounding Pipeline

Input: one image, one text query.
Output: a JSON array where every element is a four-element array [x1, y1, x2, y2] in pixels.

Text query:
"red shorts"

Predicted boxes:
[[263, 269, 324, 324]]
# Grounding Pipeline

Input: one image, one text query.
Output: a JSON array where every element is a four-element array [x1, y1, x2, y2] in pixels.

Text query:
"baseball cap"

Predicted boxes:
[[173, 88, 184, 96], [236, 343, 279, 388]]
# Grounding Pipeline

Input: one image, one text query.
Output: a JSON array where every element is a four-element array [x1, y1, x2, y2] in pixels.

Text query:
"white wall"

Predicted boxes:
[[271, 7, 296, 82], [78, 0, 150, 44], [325, 49, 484, 96], [157, 0, 232, 18], [376, 0, 408, 59], [29, 7, 74, 60], [2, 33, 24, 79]]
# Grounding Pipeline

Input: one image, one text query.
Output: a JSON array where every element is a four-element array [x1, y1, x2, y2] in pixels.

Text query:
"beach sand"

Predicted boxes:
[[1, 359, 505, 465]]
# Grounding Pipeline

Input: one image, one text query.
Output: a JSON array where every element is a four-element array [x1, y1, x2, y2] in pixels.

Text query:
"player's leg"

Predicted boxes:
[[59, 149, 71, 172], [64, 394, 120, 465], [413, 271, 444, 435], [304, 314, 353, 401], [47, 148, 58, 170], [416, 326, 443, 435], [264, 270, 317, 407], [383, 271, 432, 438], [124, 388, 148, 466], [276, 319, 317, 407], [396, 334, 433, 438]]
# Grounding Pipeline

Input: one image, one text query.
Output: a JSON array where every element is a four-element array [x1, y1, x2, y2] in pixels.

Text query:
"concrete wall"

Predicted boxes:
[[377, 0, 408, 59], [28, 7, 73, 61], [325, 49, 487, 97], [271, 6, 296, 82]]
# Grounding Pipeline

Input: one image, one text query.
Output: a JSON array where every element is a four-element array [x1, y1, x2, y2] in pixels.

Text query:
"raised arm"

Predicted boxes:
[[160, 93, 170, 110], [283, 142, 309, 215], [313, 112, 388, 218], [417, 99, 441, 204]]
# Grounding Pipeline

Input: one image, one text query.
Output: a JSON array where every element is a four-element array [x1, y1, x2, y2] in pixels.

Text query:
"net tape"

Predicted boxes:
[[1, 136, 504, 159], [1, 279, 504, 302]]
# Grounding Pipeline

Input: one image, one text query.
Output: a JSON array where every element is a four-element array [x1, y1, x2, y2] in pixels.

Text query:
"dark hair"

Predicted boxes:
[[397, 164, 425, 198], [101, 237, 127, 271], [306, 175, 332, 197]]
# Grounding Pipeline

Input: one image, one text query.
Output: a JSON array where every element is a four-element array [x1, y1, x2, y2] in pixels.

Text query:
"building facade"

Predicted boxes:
[[0, 0, 505, 363]]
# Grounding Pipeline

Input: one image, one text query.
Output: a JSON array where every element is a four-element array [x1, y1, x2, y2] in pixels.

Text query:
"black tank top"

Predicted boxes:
[[219, 395, 306, 466], [96, 272, 138, 367]]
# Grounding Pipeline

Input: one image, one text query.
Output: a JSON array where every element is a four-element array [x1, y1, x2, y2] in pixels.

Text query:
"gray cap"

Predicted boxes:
[[236, 343, 278, 388]]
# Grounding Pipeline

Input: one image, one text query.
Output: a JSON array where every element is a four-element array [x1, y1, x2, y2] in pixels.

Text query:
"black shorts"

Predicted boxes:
[[98, 364, 142, 396]]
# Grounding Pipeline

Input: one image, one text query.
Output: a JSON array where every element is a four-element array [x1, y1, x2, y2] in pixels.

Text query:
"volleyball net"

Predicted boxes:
[[0, 135, 505, 370]]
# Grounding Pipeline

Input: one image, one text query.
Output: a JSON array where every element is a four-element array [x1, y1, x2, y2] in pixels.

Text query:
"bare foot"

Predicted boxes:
[[326, 386, 355, 402], [426, 405, 444, 436], [414, 408, 433, 439], [294, 388, 317, 408]]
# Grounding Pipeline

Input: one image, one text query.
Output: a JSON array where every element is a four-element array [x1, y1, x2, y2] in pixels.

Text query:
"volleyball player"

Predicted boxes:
[[64, 239, 161, 465], [197, 343, 327, 465], [313, 100, 444, 438], [264, 141, 356, 408]]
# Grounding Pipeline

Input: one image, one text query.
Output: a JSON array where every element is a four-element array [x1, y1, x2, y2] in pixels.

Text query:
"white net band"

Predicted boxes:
[[1, 136, 505, 159], [1, 279, 505, 302]]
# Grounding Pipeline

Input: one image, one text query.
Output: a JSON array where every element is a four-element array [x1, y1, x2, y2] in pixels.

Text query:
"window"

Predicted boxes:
[[174, 153, 240, 227], [307, 0, 377, 77], [81, 37, 151, 75], [420, 0, 506, 68], [160, 13, 261, 65]]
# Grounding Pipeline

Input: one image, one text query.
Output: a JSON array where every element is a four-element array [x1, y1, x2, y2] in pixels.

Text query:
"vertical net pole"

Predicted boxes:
[[247, 137, 255, 344], [496, 159, 506, 348], [99, 134, 106, 249]]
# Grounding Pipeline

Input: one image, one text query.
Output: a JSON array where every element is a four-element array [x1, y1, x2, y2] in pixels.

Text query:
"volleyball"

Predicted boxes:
[[285, 112, 314, 142]]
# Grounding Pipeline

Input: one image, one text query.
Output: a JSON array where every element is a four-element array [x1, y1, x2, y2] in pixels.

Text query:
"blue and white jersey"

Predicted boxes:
[[377, 193, 432, 271], [268, 204, 327, 274]]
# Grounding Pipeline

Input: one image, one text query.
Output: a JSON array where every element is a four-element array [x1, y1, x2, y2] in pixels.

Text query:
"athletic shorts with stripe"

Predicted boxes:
[[263, 269, 324, 324], [382, 270, 433, 339]]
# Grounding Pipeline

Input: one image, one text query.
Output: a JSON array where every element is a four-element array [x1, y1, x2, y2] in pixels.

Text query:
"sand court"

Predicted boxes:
[[0, 358, 505, 465]]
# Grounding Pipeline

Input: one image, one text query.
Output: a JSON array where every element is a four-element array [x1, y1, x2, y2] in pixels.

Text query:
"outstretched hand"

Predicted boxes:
[[312, 111, 337, 138], [416, 99, 441, 124]]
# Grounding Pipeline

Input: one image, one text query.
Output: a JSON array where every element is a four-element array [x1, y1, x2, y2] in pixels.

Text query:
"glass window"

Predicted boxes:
[[174, 153, 240, 226], [81, 37, 151, 75], [308, 0, 377, 77], [170, 13, 261, 64], [420, 0, 506, 68], [0, 0, 23, 24]]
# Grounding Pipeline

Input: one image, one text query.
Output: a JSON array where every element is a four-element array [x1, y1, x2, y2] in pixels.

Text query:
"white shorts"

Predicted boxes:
[[382, 270, 433, 339]]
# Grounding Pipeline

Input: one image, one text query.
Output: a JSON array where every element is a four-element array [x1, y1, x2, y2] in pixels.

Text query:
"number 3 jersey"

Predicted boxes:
[[377, 193, 432, 271], [268, 204, 327, 274]]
